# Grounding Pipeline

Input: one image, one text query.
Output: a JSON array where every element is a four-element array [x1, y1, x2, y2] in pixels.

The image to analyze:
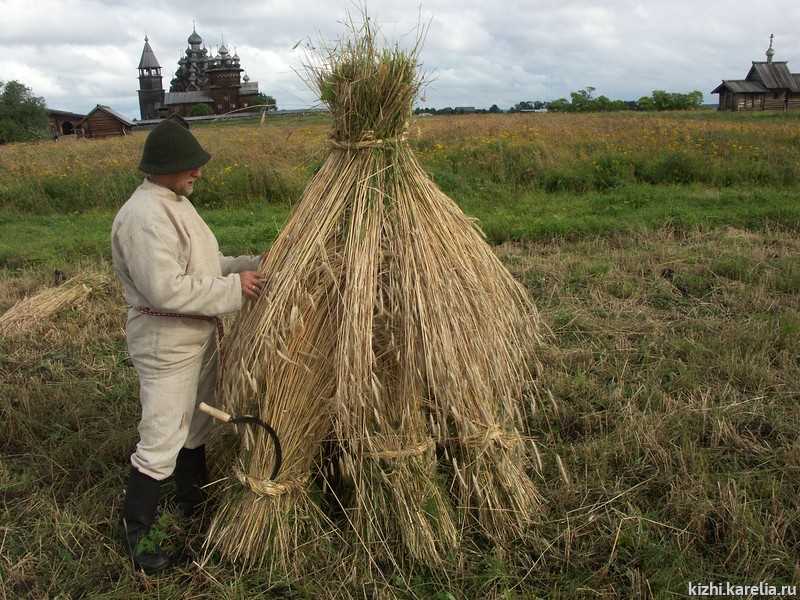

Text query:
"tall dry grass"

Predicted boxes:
[[4, 107, 800, 214]]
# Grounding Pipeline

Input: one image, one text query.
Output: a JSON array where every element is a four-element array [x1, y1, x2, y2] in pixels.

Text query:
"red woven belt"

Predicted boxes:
[[135, 305, 224, 338], [134, 306, 225, 368]]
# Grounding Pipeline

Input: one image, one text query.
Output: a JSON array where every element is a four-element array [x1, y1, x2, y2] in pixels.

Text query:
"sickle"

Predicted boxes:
[[199, 402, 283, 481]]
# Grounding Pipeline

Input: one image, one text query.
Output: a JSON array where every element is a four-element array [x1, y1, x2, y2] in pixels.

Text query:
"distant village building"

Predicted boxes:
[[712, 35, 800, 112], [79, 105, 134, 138], [137, 26, 261, 120], [46, 109, 86, 136]]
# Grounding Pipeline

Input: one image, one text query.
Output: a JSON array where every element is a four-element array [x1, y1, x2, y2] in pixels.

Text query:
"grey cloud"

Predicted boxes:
[[1, 0, 798, 118]]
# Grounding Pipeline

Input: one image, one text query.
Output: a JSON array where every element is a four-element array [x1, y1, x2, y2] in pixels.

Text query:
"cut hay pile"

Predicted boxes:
[[0, 272, 109, 337], [205, 19, 542, 575]]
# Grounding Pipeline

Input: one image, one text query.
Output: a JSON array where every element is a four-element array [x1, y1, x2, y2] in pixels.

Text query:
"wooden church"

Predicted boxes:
[[137, 26, 261, 120], [712, 35, 800, 112]]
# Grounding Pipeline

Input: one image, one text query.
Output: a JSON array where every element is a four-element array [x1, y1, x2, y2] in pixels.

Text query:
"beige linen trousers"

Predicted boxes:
[[111, 178, 260, 480]]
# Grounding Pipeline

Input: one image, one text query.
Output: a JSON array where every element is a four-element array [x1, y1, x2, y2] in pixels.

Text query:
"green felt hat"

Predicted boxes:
[[138, 119, 211, 174]]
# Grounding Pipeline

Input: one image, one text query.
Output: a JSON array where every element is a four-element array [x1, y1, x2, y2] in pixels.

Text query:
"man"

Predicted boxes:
[[111, 118, 265, 573]]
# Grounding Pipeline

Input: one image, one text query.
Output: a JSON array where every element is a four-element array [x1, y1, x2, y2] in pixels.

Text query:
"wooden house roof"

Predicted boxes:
[[747, 61, 800, 92], [79, 105, 134, 127], [712, 58, 800, 94], [46, 108, 87, 119], [711, 80, 768, 94], [164, 91, 213, 105]]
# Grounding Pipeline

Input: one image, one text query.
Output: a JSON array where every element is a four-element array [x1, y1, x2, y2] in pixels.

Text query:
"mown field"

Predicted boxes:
[[1, 111, 799, 599]]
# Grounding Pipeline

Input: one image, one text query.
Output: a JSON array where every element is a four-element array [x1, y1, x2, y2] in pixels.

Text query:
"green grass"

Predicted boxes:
[[1, 184, 798, 269], [453, 184, 800, 243], [0, 203, 291, 268]]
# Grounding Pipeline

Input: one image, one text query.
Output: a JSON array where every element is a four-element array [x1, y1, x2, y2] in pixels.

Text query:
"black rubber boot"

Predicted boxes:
[[174, 446, 208, 519], [122, 467, 171, 574]]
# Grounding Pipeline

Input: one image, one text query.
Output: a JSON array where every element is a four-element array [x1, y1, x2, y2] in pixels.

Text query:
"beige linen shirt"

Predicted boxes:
[[111, 178, 259, 368]]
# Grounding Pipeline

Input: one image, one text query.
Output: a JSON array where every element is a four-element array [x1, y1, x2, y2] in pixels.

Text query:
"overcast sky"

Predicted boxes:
[[1, 0, 798, 119]]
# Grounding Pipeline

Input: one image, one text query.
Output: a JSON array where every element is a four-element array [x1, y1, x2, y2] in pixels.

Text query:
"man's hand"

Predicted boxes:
[[240, 271, 266, 300]]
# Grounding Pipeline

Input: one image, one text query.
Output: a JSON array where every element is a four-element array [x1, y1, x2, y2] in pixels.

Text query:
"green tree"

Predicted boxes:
[[0, 80, 49, 144], [547, 98, 570, 112], [651, 90, 672, 110], [569, 86, 596, 112], [637, 95, 655, 111], [489, 104, 501, 113], [639, 89, 704, 111], [687, 90, 704, 108], [254, 93, 277, 110], [594, 95, 612, 111], [190, 103, 212, 116]]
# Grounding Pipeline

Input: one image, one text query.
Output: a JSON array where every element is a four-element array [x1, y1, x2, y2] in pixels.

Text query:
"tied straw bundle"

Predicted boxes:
[[205, 17, 543, 573], [0, 272, 109, 337]]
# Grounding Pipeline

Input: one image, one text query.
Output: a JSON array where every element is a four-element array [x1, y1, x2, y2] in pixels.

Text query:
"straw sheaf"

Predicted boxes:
[[206, 17, 543, 575], [0, 272, 110, 337]]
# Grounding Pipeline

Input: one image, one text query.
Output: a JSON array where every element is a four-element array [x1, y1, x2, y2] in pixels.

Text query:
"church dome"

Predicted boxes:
[[188, 29, 202, 45], [219, 44, 229, 56]]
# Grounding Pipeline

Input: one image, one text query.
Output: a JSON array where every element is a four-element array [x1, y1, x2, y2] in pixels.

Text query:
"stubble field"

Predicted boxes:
[[0, 111, 799, 599]]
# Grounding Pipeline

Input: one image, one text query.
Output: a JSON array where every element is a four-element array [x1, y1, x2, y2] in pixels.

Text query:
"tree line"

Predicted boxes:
[[415, 88, 705, 115], [539, 87, 704, 112]]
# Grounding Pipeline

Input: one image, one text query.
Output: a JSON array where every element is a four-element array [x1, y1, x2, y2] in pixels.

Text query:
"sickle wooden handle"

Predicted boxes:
[[199, 402, 232, 423]]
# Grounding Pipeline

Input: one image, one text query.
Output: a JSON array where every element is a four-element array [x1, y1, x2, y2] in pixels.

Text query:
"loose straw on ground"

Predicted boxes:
[[0, 272, 109, 337]]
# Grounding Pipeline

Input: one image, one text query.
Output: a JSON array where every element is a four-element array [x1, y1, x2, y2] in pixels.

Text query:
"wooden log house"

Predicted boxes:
[[79, 105, 134, 138], [712, 35, 800, 112], [46, 109, 86, 136]]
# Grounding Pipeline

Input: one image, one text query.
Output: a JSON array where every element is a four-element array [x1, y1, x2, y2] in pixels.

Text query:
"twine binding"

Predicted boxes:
[[234, 467, 307, 498], [328, 129, 408, 150], [457, 425, 525, 450], [365, 438, 435, 460]]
